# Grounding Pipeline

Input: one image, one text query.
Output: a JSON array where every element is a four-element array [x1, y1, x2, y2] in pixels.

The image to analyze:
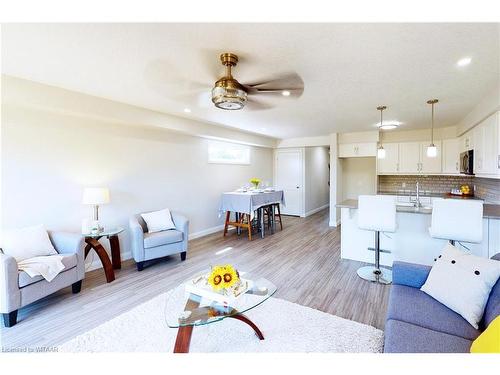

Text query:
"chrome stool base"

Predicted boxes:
[[357, 266, 392, 284]]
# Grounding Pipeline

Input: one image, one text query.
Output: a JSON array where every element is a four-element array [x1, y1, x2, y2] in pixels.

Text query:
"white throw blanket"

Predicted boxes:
[[17, 255, 66, 282]]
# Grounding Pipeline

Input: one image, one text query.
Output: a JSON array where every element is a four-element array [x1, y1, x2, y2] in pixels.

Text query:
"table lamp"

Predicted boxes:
[[82, 187, 110, 234]]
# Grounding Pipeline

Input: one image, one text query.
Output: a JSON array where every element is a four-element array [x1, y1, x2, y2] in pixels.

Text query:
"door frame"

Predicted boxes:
[[273, 147, 306, 217]]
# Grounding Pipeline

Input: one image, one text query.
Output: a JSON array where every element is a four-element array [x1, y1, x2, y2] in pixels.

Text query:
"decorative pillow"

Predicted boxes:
[[1, 224, 58, 262], [421, 243, 500, 329], [470, 315, 500, 353], [140, 208, 176, 233]]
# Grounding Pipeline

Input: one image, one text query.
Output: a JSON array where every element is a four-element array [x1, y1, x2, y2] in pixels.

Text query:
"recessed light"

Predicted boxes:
[[183, 108, 191, 113], [457, 57, 472, 67], [376, 121, 401, 130], [281, 90, 291, 97]]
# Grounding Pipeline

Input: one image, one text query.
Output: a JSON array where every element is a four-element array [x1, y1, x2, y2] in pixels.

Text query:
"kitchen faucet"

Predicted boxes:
[[414, 181, 421, 208]]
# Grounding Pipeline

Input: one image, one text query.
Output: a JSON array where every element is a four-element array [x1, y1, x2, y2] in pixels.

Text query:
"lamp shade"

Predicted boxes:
[[82, 187, 110, 205]]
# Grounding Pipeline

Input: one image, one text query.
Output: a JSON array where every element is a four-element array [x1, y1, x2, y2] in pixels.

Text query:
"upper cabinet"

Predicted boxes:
[[378, 141, 441, 175], [442, 138, 460, 174], [398, 142, 420, 173], [377, 143, 399, 174], [338, 142, 377, 158], [420, 141, 442, 173], [473, 112, 499, 176]]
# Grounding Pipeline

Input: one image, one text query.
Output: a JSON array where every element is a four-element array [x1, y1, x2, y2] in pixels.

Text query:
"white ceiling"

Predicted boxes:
[[2, 23, 499, 139]]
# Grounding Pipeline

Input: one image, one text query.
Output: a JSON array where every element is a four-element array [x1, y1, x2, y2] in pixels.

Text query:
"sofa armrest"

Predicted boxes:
[[172, 213, 189, 251], [392, 261, 431, 288], [172, 213, 189, 236], [129, 216, 145, 262], [0, 252, 21, 313]]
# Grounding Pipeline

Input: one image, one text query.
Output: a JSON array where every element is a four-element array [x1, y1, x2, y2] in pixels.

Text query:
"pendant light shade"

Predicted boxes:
[[426, 99, 439, 158], [377, 105, 387, 159]]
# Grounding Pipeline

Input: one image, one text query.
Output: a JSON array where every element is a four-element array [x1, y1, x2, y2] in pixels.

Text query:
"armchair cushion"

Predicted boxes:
[[144, 230, 183, 249], [18, 254, 77, 288]]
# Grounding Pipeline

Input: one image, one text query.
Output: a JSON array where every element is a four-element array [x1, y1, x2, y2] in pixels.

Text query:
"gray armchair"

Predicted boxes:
[[0, 231, 84, 327], [129, 211, 189, 271]]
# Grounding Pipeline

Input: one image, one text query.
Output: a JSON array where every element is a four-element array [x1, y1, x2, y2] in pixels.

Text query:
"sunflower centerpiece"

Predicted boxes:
[[207, 264, 244, 296]]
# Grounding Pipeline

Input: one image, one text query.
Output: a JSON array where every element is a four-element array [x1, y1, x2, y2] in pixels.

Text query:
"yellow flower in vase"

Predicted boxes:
[[250, 178, 261, 189]]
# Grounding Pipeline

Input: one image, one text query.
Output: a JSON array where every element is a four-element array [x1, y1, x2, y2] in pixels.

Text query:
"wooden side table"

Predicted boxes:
[[84, 228, 124, 283]]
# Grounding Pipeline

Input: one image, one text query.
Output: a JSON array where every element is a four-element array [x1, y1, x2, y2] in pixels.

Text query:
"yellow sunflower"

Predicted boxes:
[[207, 264, 240, 291], [221, 264, 239, 289], [207, 266, 225, 290]]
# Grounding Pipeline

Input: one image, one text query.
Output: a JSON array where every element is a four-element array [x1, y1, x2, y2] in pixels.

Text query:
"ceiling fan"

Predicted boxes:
[[194, 52, 304, 111]]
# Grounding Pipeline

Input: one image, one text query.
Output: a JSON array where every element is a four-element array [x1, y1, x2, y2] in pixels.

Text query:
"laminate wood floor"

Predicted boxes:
[[0, 209, 390, 349]]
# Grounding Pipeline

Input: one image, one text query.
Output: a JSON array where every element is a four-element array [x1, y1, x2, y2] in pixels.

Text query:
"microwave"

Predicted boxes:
[[460, 150, 474, 175]]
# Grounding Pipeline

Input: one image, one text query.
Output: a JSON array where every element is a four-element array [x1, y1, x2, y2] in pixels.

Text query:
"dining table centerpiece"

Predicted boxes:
[[249, 177, 261, 189]]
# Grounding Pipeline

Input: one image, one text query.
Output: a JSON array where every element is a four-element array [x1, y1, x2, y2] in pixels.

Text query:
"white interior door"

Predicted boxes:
[[275, 149, 304, 216]]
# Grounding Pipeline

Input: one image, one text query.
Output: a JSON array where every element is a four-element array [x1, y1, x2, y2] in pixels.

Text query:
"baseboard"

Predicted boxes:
[[329, 219, 341, 227], [305, 204, 330, 217], [188, 224, 233, 240]]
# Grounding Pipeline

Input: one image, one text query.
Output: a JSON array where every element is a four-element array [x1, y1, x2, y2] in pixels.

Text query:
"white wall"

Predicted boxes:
[[340, 157, 376, 200], [304, 146, 330, 215], [329, 133, 342, 226], [1, 88, 273, 261]]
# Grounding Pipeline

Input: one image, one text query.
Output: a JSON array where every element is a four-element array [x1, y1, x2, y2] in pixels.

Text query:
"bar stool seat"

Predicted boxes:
[[357, 195, 397, 284]]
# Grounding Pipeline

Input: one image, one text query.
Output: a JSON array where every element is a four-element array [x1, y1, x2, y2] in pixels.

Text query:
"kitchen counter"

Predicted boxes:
[[336, 199, 500, 219], [336, 197, 500, 266]]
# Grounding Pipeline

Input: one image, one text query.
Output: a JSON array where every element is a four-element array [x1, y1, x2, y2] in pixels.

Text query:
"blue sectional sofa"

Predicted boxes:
[[384, 254, 500, 353]]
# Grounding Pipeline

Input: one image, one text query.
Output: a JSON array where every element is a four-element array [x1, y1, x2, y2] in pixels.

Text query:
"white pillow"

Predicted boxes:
[[421, 243, 500, 328], [1, 224, 58, 262], [141, 208, 176, 233]]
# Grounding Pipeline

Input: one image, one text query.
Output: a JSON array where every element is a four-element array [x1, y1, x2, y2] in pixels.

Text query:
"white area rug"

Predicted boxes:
[[60, 290, 384, 353]]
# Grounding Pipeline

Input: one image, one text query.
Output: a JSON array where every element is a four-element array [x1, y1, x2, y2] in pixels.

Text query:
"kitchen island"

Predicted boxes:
[[336, 197, 500, 267]]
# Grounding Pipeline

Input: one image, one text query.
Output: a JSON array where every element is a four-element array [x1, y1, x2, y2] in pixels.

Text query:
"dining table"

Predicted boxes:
[[219, 190, 285, 239]]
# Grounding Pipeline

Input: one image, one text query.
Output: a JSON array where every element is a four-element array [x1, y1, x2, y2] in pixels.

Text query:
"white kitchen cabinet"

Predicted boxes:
[[461, 130, 474, 152], [338, 142, 377, 158], [442, 138, 460, 174], [473, 112, 499, 176], [420, 141, 442, 174], [377, 143, 399, 173], [398, 142, 421, 173]]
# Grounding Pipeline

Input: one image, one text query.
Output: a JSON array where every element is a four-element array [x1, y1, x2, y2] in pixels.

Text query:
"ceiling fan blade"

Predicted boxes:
[[243, 72, 304, 90], [245, 97, 274, 111], [248, 87, 304, 98]]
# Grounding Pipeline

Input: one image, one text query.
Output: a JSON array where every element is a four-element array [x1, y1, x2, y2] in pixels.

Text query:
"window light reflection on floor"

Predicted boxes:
[[215, 247, 233, 255]]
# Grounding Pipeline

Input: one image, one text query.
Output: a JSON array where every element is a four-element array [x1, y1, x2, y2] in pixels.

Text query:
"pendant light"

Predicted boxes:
[[377, 105, 387, 159], [426, 99, 438, 158]]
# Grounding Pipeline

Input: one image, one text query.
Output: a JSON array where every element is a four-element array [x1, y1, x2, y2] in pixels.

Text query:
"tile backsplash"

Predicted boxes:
[[378, 175, 500, 204]]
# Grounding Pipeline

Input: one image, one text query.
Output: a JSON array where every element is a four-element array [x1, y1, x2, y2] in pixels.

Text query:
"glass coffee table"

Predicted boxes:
[[165, 270, 277, 353]]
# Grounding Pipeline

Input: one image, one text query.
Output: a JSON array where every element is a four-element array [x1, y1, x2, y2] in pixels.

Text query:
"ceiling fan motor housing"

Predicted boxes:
[[212, 52, 248, 110]]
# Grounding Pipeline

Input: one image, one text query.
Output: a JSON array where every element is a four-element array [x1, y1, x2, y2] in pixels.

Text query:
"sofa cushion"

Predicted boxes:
[[18, 254, 77, 288], [384, 319, 472, 353], [387, 284, 480, 340], [143, 230, 183, 249]]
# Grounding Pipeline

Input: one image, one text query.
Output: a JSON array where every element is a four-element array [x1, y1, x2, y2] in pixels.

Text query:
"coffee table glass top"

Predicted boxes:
[[164, 270, 277, 328], [83, 227, 124, 238]]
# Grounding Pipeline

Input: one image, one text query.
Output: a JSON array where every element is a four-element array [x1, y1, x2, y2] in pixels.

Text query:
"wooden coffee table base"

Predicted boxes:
[[173, 314, 265, 353]]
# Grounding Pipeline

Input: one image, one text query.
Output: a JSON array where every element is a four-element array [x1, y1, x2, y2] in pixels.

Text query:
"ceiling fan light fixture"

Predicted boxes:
[[281, 90, 291, 97], [212, 85, 247, 110]]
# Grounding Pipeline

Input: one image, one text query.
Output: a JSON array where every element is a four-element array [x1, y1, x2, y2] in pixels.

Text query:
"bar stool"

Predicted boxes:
[[429, 198, 483, 245], [357, 195, 396, 284]]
